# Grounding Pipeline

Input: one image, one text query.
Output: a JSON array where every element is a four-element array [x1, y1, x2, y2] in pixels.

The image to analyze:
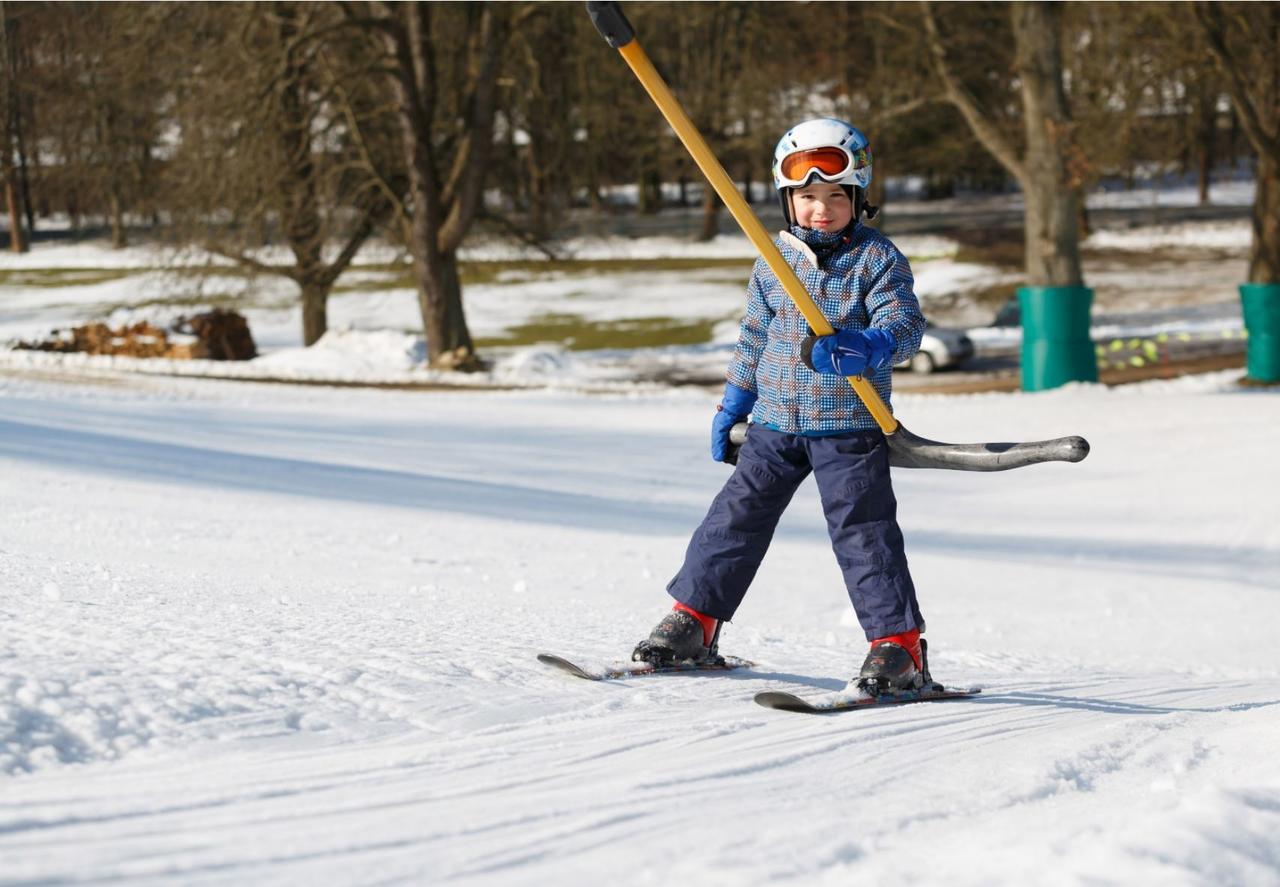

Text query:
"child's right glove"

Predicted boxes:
[[801, 327, 897, 376], [711, 382, 756, 463]]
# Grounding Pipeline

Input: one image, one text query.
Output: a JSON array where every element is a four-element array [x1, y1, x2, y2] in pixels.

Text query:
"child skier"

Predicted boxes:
[[633, 118, 931, 694]]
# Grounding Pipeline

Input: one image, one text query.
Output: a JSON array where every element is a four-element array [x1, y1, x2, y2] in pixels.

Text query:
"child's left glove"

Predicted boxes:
[[801, 327, 897, 376]]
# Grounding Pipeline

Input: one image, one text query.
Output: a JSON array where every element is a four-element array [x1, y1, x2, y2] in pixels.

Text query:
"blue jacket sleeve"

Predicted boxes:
[[864, 243, 926, 365], [725, 260, 774, 393]]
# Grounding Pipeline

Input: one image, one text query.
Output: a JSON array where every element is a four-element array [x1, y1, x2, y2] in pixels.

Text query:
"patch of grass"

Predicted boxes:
[[477, 312, 722, 351], [0, 268, 139, 288], [94, 293, 294, 315]]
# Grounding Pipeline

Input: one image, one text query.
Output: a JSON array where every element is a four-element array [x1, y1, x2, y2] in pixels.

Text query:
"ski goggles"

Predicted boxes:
[[776, 145, 871, 188]]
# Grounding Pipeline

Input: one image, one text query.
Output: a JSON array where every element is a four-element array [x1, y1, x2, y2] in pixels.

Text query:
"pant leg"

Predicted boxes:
[[666, 427, 811, 620], [807, 431, 923, 640]]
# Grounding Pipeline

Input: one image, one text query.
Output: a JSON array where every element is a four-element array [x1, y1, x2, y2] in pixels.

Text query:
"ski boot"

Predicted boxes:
[[633, 603, 722, 666], [857, 629, 938, 696]]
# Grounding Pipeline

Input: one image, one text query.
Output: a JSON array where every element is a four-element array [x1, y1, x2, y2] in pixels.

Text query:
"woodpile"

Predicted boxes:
[[18, 309, 257, 361]]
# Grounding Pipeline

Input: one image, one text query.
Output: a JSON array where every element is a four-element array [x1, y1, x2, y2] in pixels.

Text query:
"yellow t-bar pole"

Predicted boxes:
[[588, 2, 898, 434]]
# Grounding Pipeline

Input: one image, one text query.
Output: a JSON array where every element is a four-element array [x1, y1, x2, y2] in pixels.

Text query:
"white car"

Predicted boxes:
[[896, 325, 974, 373]]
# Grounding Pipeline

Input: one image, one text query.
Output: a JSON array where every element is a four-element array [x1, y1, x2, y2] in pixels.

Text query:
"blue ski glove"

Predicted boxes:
[[801, 327, 897, 376], [711, 382, 757, 463]]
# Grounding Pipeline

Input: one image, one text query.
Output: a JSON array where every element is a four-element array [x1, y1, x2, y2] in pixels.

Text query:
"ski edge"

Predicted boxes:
[[536, 652, 754, 681], [754, 686, 981, 713]]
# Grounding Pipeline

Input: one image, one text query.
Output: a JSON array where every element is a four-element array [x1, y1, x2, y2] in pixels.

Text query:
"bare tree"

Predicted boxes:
[[339, 2, 528, 371], [501, 2, 576, 243], [1196, 2, 1279, 283], [0, 0, 28, 251], [168, 2, 394, 346], [924, 1, 1085, 287]]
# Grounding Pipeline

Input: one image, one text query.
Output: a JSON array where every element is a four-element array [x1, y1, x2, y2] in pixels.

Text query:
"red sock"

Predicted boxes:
[[673, 602, 719, 646], [871, 628, 922, 670]]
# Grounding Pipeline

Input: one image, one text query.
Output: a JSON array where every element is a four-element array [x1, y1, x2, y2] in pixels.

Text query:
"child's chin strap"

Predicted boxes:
[[856, 187, 879, 222]]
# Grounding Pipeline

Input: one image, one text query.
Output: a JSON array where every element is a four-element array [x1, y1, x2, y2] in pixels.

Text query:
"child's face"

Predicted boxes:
[[791, 184, 853, 231]]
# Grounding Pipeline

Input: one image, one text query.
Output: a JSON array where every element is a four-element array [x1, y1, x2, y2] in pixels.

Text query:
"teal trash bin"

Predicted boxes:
[[1019, 286, 1099, 391], [1240, 283, 1280, 383]]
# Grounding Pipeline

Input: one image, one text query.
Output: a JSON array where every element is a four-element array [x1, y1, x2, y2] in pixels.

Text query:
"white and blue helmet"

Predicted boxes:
[[772, 117, 873, 192]]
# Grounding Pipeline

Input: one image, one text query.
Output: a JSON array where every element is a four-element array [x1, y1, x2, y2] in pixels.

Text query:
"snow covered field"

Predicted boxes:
[[3, 365, 1279, 885], [0, 193, 1253, 390]]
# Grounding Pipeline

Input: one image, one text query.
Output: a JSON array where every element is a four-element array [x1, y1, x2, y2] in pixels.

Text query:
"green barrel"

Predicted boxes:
[[1019, 286, 1098, 391], [1240, 283, 1280, 383]]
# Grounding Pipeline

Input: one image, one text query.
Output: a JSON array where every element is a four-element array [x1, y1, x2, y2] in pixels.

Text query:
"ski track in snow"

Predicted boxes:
[[1, 371, 1279, 885]]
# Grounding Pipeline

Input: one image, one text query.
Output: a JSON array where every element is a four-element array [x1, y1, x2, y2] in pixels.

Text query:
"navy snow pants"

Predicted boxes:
[[666, 426, 923, 640]]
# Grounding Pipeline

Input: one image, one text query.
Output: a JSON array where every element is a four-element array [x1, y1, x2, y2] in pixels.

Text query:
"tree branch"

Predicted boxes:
[[438, 5, 506, 253], [319, 52, 408, 228], [1194, 1, 1280, 157], [873, 93, 945, 123], [921, 2, 1028, 188], [319, 197, 392, 289], [205, 244, 294, 282], [476, 206, 562, 260]]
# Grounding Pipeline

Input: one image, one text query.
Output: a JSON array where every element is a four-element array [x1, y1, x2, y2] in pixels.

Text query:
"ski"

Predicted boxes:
[[537, 652, 753, 681], [754, 683, 980, 714]]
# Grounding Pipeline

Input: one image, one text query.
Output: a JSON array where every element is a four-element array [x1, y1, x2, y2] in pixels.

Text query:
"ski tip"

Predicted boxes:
[[535, 653, 601, 680], [753, 691, 820, 713]]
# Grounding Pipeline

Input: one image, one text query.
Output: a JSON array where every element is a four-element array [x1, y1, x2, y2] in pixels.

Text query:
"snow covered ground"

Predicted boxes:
[[2, 365, 1279, 885]]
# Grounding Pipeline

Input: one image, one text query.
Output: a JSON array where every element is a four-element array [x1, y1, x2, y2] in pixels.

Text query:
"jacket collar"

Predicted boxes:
[[780, 221, 861, 269]]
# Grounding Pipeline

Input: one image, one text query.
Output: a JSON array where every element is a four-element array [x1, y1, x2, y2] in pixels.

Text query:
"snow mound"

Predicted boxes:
[[252, 328, 426, 376], [491, 345, 580, 383]]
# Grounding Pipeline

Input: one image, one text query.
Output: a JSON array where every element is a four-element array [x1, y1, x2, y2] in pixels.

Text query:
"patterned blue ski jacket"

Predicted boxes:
[[726, 222, 926, 435]]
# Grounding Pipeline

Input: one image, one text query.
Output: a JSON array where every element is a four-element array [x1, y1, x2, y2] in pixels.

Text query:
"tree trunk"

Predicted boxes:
[[697, 187, 720, 242], [300, 280, 328, 347], [636, 164, 653, 215], [1195, 1, 1279, 283], [1197, 145, 1212, 206], [1022, 182, 1083, 287], [1250, 152, 1280, 283], [275, 5, 330, 349], [0, 4, 20, 252], [418, 247, 476, 370], [373, 1, 501, 371], [1013, 2, 1083, 287], [14, 107, 31, 234], [3, 159, 23, 252], [66, 190, 80, 236], [108, 188, 126, 249], [1195, 90, 1215, 206], [400, 138, 479, 368]]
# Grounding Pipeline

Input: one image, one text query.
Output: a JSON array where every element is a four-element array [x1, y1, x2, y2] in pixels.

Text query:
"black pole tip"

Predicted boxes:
[[586, 2, 635, 49]]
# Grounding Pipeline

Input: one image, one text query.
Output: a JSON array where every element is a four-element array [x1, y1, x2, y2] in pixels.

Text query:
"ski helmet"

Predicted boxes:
[[772, 118, 873, 225]]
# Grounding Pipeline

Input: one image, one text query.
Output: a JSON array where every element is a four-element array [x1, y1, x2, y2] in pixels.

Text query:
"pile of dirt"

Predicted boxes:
[[18, 309, 257, 361]]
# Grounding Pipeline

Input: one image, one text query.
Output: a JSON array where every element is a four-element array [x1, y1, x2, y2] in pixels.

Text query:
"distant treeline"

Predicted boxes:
[[0, 2, 1274, 367]]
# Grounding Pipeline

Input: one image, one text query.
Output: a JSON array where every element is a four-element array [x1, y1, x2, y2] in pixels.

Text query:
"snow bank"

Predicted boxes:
[[253, 329, 427, 376]]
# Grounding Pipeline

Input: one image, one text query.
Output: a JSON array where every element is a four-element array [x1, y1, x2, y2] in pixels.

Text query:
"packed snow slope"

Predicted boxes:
[[2, 369, 1279, 886]]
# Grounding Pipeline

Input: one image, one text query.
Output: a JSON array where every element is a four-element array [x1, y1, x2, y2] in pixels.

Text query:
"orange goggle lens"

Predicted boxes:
[[779, 146, 870, 183]]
